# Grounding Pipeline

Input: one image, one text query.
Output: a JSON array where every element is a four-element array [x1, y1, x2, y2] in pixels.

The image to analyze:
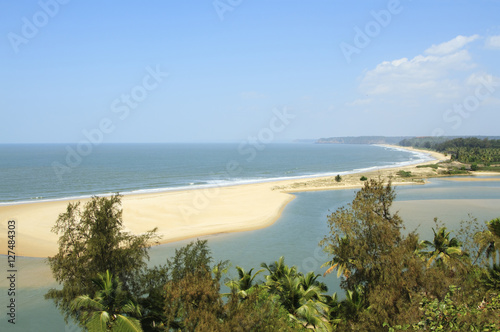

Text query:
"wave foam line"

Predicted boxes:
[[0, 146, 436, 206]]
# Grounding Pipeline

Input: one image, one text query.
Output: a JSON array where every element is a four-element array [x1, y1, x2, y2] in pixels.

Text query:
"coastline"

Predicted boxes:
[[0, 145, 450, 258]]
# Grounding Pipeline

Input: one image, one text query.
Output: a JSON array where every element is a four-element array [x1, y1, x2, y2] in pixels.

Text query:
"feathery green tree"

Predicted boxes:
[[46, 194, 159, 323], [320, 179, 430, 329]]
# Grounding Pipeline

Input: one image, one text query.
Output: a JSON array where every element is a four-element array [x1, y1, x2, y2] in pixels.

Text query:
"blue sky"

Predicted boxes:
[[1, 0, 499, 143]]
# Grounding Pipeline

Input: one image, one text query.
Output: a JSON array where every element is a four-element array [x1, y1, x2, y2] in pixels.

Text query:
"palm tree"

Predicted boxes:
[[341, 284, 366, 321], [321, 235, 353, 278], [320, 285, 367, 328], [481, 263, 500, 290], [474, 218, 500, 265], [225, 266, 264, 300], [323, 293, 342, 328], [280, 272, 330, 331], [71, 270, 143, 332], [262, 257, 331, 331], [261, 256, 294, 283], [419, 227, 467, 269]]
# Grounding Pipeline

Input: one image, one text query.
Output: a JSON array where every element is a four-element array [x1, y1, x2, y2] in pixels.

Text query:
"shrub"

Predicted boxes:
[[471, 163, 479, 171], [416, 164, 439, 169], [444, 167, 469, 175], [335, 174, 342, 182], [360, 176, 368, 181], [396, 170, 412, 178]]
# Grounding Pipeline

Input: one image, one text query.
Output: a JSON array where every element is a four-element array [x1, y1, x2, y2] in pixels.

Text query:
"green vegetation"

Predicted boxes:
[[320, 179, 500, 330], [415, 162, 491, 175], [399, 136, 500, 149], [440, 167, 470, 175], [435, 138, 500, 166], [397, 170, 412, 177], [71, 270, 143, 331], [385, 286, 500, 331], [321, 179, 426, 329], [415, 162, 475, 175], [416, 163, 439, 169], [360, 176, 368, 181], [161, 243, 297, 331], [399, 136, 458, 149], [45, 194, 160, 323], [418, 227, 467, 269], [476, 165, 500, 172], [260, 256, 330, 330], [48, 185, 500, 331], [335, 174, 342, 182], [401, 137, 500, 171]]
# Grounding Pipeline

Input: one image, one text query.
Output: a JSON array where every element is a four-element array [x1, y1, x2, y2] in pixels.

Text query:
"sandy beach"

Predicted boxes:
[[0, 145, 466, 258]]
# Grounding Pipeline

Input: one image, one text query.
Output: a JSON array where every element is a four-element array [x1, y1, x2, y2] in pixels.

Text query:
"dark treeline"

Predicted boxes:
[[435, 137, 500, 150], [399, 136, 500, 149], [46, 181, 500, 331], [399, 136, 459, 149], [400, 137, 500, 166]]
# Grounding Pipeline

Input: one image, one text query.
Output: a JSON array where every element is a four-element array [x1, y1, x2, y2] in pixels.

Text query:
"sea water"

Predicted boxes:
[[0, 143, 430, 204]]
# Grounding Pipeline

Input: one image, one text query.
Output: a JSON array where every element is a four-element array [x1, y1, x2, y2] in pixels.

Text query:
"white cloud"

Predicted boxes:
[[425, 34, 479, 55], [485, 35, 500, 49], [345, 34, 499, 135], [359, 49, 474, 99], [346, 34, 500, 114]]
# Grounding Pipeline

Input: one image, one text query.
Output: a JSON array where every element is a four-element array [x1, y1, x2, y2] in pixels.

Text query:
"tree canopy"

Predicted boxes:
[[46, 187, 500, 331], [46, 194, 160, 323]]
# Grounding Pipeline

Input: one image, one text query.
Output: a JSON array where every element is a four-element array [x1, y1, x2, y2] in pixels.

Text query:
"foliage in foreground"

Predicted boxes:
[[47, 182, 500, 331], [45, 194, 159, 324], [321, 178, 499, 330], [71, 270, 142, 332], [386, 286, 500, 331]]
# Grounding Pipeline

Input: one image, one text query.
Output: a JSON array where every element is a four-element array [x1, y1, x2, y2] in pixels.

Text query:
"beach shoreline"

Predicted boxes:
[[0, 144, 463, 258]]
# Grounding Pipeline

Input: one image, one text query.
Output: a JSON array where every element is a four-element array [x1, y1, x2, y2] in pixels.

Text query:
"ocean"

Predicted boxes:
[[0, 143, 431, 204]]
